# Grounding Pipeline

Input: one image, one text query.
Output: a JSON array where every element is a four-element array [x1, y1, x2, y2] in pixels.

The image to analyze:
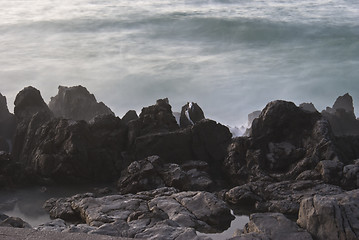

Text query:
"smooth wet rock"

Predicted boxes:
[[179, 102, 205, 128], [49, 85, 114, 122], [240, 213, 312, 240], [297, 189, 359, 240]]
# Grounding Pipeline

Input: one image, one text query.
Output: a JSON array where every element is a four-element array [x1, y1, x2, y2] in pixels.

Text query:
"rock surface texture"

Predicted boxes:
[[297, 189, 359, 240], [43, 187, 234, 240], [49, 85, 114, 122]]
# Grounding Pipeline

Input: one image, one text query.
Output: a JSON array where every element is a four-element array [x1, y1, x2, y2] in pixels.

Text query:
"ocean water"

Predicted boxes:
[[0, 0, 358, 126]]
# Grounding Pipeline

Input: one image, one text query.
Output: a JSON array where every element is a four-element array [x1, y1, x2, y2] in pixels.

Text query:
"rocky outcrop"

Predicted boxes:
[[121, 110, 138, 125], [49, 85, 114, 122], [225, 180, 343, 215], [224, 100, 339, 185], [299, 102, 317, 113], [43, 187, 234, 240], [322, 93, 359, 136], [297, 189, 359, 240], [117, 155, 213, 193], [12, 111, 128, 183], [128, 98, 179, 145], [180, 102, 205, 128], [232, 213, 312, 240]]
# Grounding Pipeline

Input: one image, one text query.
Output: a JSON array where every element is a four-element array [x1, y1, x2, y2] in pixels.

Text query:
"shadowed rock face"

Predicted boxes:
[[49, 85, 114, 122], [179, 102, 205, 128], [322, 93, 359, 136], [14, 86, 53, 122], [0, 93, 16, 151]]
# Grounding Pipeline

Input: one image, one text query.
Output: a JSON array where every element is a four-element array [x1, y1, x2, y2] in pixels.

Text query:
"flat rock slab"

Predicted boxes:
[[0, 227, 135, 240]]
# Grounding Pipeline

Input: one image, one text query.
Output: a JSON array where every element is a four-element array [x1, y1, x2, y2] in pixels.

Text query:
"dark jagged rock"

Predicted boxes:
[[225, 180, 343, 215], [333, 93, 354, 113], [299, 102, 317, 113], [179, 102, 205, 128], [224, 100, 339, 185], [235, 213, 312, 240], [14, 86, 53, 121], [0, 93, 16, 142], [49, 85, 114, 122], [121, 110, 138, 125], [43, 187, 234, 239], [192, 119, 232, 179], [128, 98, 179, 145], [297, 189, 359, 240], [134, 128, 193, 163], [117, 156, 214, 193], [12, 113, 127, 183], [322, 93, 359, 136]]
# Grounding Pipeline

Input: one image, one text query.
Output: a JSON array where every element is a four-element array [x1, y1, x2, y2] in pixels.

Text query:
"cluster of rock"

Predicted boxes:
[[41, 187, 233, 240], [1, 86, 359, 240]]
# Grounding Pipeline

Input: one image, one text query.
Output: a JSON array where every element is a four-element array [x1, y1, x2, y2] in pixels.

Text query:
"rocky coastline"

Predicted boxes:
[[1, 86, 359, 239]]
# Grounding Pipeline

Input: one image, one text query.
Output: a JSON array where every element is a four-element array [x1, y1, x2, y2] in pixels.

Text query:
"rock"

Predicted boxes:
[[297, 189, 359, 240], [192, 119, 232, 179], [49, 85, 114, 122], [341, 160, 359, 189], [239, 213, 312, 240], [299, 102, 317, 113], [128, 98, 179, 145], [225, 180, 343, 215], [44, 187, 234, 240], [0, 93, 16, 142], [36, 219, 68, 232], [14, 86, 53, 121], [224, 100, 339, 185], [0, 216, 32, 228], [322, 93, 359, 136], [247, 111, 261, 127], [179, 102, 205, 128], [134, 128, 193, 164], [117, 156, 214, 193], [315, 160, 344, 185], [12, 113, 127, 183], [333, 93, 355, 113], [121, 110, 138, 125]]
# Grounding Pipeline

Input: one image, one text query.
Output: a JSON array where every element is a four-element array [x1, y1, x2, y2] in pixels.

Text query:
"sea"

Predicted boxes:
[[0, 0, 359, 127]]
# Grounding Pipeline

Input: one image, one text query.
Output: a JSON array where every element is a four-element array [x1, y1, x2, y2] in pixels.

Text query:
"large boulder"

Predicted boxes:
[[179, 102, 205, 128], [322, 93, 359, 136], [297, 189, 359, 240], [49, 85, 114, 122]]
